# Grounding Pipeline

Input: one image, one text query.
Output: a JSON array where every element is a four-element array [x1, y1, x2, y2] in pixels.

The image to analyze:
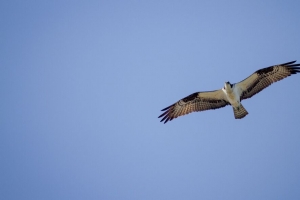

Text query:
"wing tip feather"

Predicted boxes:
[[158, 104, 175, 124], [281, 60, 297, 66], [161, 104, 173, 111]]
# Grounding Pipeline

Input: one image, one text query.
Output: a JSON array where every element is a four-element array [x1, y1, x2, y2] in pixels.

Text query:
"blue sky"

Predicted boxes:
[[1, 1, 300, 199]]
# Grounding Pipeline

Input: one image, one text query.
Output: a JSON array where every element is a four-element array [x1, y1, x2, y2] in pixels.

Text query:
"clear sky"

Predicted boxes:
[[1, 1, 300, 199]]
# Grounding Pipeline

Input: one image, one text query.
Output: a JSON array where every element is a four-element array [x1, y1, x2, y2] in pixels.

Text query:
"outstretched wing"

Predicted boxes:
[[235, 61, 300, 100], [158, 90, 229, 123]]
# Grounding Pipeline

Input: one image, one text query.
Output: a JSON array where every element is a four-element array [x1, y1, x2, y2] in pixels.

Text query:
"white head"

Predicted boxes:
[[223, 81, 233, 91]]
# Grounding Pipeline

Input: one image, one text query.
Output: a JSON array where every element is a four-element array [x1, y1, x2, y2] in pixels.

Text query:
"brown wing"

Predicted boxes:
[[158, 90, 229, 123], [235, 61, 300, 100]]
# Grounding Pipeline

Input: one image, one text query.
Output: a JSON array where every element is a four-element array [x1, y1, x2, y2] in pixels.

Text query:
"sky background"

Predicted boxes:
[[1, 1, 300, 199]]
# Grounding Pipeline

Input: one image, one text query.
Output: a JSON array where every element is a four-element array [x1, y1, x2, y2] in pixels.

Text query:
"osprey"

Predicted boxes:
[[159, 61, 300, 123]]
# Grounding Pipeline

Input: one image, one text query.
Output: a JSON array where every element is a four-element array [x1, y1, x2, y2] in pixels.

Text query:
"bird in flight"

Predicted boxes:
[[158, 61, 300, 123]]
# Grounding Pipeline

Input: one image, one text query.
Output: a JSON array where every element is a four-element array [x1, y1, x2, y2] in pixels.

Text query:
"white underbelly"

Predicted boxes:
[[226, 92, 240, 107]]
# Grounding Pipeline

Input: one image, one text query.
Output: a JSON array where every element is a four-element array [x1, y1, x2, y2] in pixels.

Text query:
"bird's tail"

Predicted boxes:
[[233, 104, 248, 119]]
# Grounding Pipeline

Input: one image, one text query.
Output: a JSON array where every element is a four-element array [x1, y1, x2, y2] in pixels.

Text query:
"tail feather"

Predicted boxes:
[[233, 104, 248, 119]]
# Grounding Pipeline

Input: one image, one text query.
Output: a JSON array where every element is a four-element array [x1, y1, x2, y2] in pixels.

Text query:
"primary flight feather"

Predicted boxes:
[[158, 61, 300, 123]]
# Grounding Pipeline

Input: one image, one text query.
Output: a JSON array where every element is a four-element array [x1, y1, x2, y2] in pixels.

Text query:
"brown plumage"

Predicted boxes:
[[158, 90, 229, 123], [236, 61, 300, 100], [159, 61, 300, 123]]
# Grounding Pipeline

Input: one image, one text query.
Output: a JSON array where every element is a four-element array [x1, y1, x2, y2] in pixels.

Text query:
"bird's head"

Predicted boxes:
[[223, 81, 233, 91]]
